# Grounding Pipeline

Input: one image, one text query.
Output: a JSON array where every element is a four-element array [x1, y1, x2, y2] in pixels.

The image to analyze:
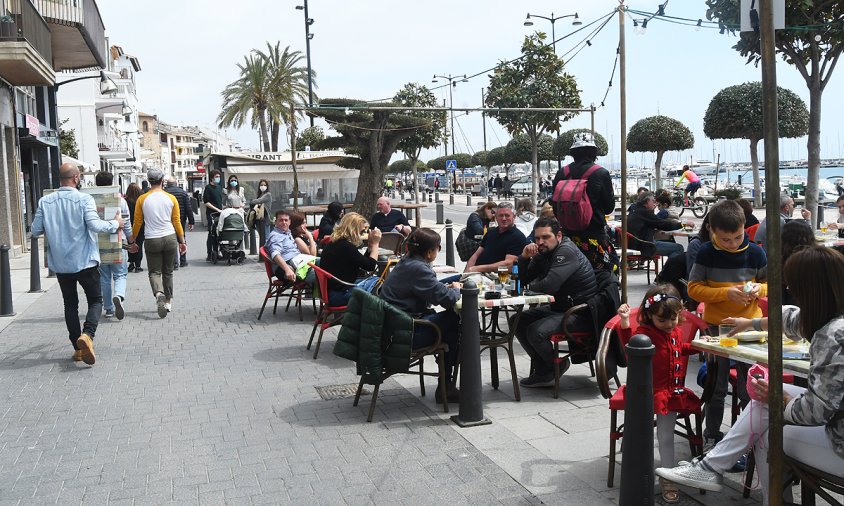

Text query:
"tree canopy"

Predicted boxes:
[[486, 145, 518, 175], [485, 33, 582, 202], [427, 153, 473, 171], [552, 128, 609, 159], [506, 134, 553, 164], [627, 115, 694, 185], [295, 125, 325, 151], [705, 0, 844, 224], [393, 82, 447, 203], [388, 159, 427, 174], [472, 150, 490, 169], [704, 82, 809, 206]]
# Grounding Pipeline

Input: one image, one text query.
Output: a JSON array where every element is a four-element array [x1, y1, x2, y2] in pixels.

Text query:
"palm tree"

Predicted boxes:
[[254, 42, 314, 151], [218, 53, 272, 151]]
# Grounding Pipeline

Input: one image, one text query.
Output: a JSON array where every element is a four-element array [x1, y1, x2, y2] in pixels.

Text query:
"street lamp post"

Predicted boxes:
[[295, 2, 315, 127], [432, 74, 466, 196], [523, 11, 582, 52]]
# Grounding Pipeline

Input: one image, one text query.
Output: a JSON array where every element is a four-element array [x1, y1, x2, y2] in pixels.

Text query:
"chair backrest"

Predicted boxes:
[[259, 246, 274, 280], [308, 262, 334, 306], [312, 228, 319, 241], [378, 232, 405, 256], [759, 296, 769, 317], [746, 223, 760, 242]]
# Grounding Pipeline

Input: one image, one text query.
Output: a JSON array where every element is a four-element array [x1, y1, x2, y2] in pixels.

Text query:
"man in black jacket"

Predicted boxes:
[[165, 176, 195, 268], [627, 192, 685, 259], [514, 217, 598, 387]]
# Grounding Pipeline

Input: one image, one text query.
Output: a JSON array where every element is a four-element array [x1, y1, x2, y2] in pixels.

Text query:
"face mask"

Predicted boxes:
[[259, 185, 267, 192], [76, 181, 82, 190], [230, 181, 238, 187], [213, 177, 221, 184]]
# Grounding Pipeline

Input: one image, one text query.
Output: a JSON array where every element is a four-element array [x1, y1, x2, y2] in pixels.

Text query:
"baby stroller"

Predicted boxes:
[[211, 212, 247, 265]]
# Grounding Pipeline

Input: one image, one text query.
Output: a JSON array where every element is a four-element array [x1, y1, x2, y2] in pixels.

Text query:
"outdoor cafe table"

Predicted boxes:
[[455, 293, 555, 401], [392, 202, 427, 229], [816, 230, 844, 248], [297, 204, 353, 227], [691, 334, 810, 378]]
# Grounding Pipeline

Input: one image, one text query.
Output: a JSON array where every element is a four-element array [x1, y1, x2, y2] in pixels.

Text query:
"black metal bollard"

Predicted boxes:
[[0, 244, 14, 317], [445, 219, 455, 267], [451, 279, 490, 427], [28, 236, 43, 293], [449, 193, 455, 205], [428, 193, 433, 203], [248, 226, 257, 255], [436, 202, 444, 224], [435, 191, 440, 203], [466, 194, 472, 206], [619, 334, 655, 505]]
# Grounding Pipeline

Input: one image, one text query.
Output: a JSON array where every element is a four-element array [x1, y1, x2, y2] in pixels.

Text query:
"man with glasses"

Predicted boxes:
[[465, 202, 528, 273]]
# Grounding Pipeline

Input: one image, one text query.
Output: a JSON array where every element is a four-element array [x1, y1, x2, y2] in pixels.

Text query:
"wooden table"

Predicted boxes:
[[691, 335, 810, 377], [392, 202, 427, 229]]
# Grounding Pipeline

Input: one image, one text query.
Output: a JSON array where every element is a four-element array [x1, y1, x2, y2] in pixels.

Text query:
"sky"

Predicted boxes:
[[97, 0, 844, 169]]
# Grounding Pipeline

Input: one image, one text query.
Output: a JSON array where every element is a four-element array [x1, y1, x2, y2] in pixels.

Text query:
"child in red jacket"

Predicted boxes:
[[618, 284, 698, 504]]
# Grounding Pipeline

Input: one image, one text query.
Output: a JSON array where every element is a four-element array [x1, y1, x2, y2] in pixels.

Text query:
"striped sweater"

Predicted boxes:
[[688, 234, 768, 324]]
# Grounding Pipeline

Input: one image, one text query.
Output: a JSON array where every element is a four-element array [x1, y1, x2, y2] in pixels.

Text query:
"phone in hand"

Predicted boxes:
[[751, 372, 764, 380]]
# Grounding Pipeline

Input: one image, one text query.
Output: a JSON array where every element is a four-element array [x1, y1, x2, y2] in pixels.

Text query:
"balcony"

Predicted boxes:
[[32, 0, 107, 71], [0, 0, 54, 85]]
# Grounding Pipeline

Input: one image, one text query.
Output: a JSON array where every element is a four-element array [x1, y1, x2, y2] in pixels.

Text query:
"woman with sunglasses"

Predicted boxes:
[[319, 212, 381, 307]]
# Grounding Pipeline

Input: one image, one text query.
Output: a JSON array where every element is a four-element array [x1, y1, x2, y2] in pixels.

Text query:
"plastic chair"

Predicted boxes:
[[616, 226, 662, 284], [597, 309, 709, 487], [746, 223, 760, 242], [378, 231, 406, 256], [257, 246, 314, 321], [307, 262, 354, 359]]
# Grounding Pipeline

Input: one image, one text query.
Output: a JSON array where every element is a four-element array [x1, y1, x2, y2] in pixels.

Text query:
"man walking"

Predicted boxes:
[[31, 163, 125, 365], [130, 169, 186, 318], [95, 171, 135, 320], [202, 169, 224, 262], [165, 175, 194, 268]]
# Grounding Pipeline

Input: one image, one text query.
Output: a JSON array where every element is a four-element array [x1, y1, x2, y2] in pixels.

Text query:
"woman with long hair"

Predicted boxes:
[[289, 212, 317, 256], [657, 245, 844, 504], [125, 183, 145, 272], [780, 220, 817, 305], [318, 201, 345, 240], [249, 178, 272, 246], [225, 174, 243, 202], [319, 212, 382, 307], [466, 202, 496, 238], [380, 228, 462, 403]]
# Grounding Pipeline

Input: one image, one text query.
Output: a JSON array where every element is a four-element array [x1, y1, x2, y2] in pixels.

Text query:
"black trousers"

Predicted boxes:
[[56, 266, 102, 348]]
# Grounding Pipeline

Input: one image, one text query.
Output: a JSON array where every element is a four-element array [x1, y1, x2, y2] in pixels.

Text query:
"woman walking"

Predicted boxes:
[[125, 183, 145, 272]]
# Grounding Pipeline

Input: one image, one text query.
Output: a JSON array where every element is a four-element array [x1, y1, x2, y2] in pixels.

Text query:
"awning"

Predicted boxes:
[[61, 154, 97, 173]]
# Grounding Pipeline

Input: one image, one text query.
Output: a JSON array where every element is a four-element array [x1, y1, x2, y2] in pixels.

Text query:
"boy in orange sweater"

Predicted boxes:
[[688, 199, 767, 450]]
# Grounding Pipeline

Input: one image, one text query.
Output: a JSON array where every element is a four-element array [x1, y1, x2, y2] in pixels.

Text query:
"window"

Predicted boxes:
[[142, 121, 148, 132]]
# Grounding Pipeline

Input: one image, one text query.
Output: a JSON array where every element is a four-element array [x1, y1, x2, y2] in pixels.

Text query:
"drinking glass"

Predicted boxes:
[[497, 266, 511, 287], [718, 323, 735, 338], [821, 221, 828, 234]]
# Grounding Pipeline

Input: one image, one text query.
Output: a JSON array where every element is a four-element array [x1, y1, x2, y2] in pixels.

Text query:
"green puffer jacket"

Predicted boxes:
[[333, 289, 414, 385]]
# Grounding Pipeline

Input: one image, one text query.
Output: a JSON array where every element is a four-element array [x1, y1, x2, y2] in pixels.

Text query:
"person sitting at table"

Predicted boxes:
[[736, 199, 759, 227], [265, 209, 314, 285], [371, 197, 411, 236], [655, 190, 679, 221], [657, 245, 844, 504], [755, 194, 811, 251], [466, 201, 496, 239], [289, 211, 317, 256], [628, 192, 687, 259], [781, 220, 816, 306], [319, 212, 382, 307], [465, 201, 528, 273], [380, 228, 462, 403], [514, 198, 537, 237], [514, 217, 597, 387], [825, 195, 844, 239], [318, 201, 344, 240]]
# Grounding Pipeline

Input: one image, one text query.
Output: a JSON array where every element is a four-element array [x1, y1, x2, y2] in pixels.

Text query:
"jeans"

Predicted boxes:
[[99, 251, 128, 311], [144, 234, 179, 299], [413, 310, 460, 379], [655, 240, 685, 259], [56, 266, 102, 347], [206, 211, 218, 257]]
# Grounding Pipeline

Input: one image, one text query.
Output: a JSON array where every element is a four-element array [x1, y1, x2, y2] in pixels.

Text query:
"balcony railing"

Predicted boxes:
[[32, 0, 106, 69], [98, 133, 127, 152], [1, 0, 53, 65]]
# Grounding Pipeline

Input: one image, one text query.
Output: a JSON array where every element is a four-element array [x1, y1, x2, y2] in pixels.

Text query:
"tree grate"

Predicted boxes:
[[315, 383, 369, 400]]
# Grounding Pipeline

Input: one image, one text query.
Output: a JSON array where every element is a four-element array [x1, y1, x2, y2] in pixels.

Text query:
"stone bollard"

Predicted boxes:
[[0, 244, 14, 317], [248, 226, 257, 255], [445, 219, 455, 267], [28, 236, 43, 293], [619, 334, 655, 505], [435, 191, 440, 203], [436, 202, 444, 224], [452, 279, 490, 427]]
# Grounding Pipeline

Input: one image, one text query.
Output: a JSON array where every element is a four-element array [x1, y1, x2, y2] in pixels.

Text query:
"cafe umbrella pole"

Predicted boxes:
[[451, 279, 491, 427]]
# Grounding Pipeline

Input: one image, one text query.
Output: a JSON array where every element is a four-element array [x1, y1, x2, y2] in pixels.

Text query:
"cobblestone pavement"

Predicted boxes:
[[0, 221, 782, 505]]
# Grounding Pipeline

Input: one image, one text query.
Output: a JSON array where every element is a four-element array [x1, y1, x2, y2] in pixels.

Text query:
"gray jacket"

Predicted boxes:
[[782, 306, 844, 459], [380, 255, 458, 317]]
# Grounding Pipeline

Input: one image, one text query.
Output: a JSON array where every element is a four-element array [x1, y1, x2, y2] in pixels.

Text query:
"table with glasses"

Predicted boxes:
[[455, 290, 555, 401], [815, 230, 844, 248], [691, 333, 810, 378]]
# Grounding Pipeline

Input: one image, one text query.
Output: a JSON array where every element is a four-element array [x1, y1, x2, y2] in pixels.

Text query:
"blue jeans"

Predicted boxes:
[[99, 252, 128, 311], [655, 240, 684, 258], [414, 310, 460, 378]]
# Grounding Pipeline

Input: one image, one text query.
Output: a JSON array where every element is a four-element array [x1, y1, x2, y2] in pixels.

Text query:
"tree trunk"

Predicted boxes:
[[289, 104, 299, 210], [750, 138, 762, 208], [270, 118, 279, 152], [530, 133, 539, 205], [805, 82, 823, 228], [654, 151, 664, 190], [409, 150, 421, 204], [258, 109, 270, 152]]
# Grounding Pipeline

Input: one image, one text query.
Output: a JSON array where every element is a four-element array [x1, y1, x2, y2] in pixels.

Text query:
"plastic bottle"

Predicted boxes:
[[511, 264, 520, 296]]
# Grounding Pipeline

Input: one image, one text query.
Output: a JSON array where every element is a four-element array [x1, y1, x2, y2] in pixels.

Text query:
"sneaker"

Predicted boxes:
[[135, 267, 144, 273], [655, 459, 723, 493], [72, 349, 83, 362], [728, 453, 747, 473], [519, 373, 555, 388], [156, 293, 167, 318], [113, 296, 124, 320], [75, 333, 96, 365], [164, 302, 172, 313], [103, 310, 114, 318]]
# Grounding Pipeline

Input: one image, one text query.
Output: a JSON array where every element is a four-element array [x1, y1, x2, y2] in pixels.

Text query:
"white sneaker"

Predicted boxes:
[[655, 459, 723, 492], [164, 302, 172, 312]]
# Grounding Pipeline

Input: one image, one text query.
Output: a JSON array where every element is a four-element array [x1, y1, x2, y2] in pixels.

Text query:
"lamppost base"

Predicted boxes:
[[450, 415, 492, 427]]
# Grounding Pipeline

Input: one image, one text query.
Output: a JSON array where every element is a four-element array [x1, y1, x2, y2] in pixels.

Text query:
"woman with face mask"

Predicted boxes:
[[225, 175, 243, 202], [250, 179, 273, 247]]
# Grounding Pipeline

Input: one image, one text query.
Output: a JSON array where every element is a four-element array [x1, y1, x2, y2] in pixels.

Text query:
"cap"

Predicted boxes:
[[227, 193, 243, 207], [570, 132, 597, 150], [147, 168, 164, 182]]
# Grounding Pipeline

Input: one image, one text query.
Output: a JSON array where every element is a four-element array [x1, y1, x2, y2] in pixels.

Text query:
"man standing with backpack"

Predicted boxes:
[[551, 132, 618, 272]]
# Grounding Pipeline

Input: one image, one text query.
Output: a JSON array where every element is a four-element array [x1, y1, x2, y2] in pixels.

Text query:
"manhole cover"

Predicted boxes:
[[315, 383, 369, 400]]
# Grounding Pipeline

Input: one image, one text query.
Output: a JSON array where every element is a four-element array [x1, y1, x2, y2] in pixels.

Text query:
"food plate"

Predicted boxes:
[[733, 331, 767, 342]]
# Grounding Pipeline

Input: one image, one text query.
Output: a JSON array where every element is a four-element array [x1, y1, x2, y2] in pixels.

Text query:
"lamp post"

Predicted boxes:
[[432, 74, 466, 196], [55, 70, 119, 94], [523, 12, 581, 52], [295, 1, 315, 127]]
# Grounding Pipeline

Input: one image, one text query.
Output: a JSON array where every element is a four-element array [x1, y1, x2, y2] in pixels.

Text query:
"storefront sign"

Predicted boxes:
[[25, 115, 39, 137]]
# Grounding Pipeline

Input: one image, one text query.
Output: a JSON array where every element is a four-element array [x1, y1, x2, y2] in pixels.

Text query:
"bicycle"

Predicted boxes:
[[671, 188, 708, 218]]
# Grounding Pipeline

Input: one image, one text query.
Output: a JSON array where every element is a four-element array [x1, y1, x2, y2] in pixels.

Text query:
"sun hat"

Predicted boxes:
[[570, 132, 597, 150]]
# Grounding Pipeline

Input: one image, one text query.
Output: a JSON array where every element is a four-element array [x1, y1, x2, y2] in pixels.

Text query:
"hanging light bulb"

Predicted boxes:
[[695, 19, 702, 32]]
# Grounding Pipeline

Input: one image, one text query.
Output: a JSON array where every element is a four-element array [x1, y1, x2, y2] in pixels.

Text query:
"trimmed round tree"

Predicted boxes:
[[626, 115, 694, 187], [552, 128, 609, 161], [704, 82, 809, 207]]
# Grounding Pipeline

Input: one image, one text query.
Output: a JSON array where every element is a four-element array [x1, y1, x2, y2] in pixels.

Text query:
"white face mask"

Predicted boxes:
[[259, 186, 267, 191]]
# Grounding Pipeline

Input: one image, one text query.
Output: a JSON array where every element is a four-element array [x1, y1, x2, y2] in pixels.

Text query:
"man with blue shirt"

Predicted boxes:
[[31, 163, 125, 365], [465, 202, 528, 273], [265, 209, 303, 283]]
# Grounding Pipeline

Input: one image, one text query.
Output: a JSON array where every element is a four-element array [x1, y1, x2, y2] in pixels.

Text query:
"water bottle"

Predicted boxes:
[[511, 264, 521, 296]]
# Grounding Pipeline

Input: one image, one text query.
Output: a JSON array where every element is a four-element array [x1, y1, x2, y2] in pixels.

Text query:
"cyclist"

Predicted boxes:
[[675, 165, 701, 205]]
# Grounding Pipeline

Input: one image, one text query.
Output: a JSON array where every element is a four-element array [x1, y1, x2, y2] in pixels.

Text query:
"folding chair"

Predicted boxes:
[[257, 246, 313, 321]]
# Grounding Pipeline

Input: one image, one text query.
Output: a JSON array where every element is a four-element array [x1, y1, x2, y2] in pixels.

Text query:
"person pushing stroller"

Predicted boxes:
[[214, 194, 247, 264]]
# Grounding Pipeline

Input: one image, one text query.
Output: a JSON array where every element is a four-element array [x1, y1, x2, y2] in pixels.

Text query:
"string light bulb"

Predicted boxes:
[[695, 19, 702, 32]]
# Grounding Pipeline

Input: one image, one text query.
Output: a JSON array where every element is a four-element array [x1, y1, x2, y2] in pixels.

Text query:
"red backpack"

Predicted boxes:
[[552, 164, 601, 232]]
